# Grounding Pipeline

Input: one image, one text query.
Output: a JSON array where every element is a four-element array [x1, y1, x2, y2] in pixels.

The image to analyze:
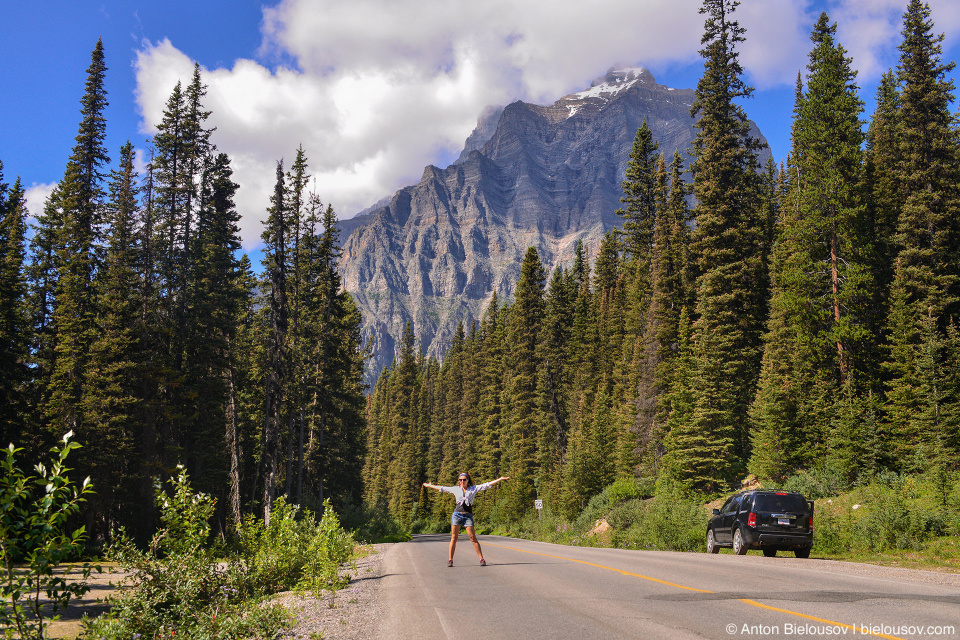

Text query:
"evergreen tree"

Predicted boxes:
[[149, 67, 218, 467], [618, 121, 660, 263], [0, 171, 30, 447], [46, 39, 111, 439], [26, 188, 64, 444], [892, 0, 960, 320], [261, 161, 289, 523], [505, 247, 545, 517], [186, 151, 245, 508], [476, 295, 506, 488], [797, 13, 871, 384], [539, 261, 576, 494], [640, 153, 691, 475], [675, 0, 767, 490], [384, 322, 421, 521], [300, 195, 367, 511], [284, 147, 310, 503], [865, 71, 902, 302], [81, 142, 141, 538], [750, 13, 873, 480], [884, 0, 960, 468]]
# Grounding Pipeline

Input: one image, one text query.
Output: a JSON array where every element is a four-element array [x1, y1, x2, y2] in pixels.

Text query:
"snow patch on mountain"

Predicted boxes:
[[557, 67, 655, 117]]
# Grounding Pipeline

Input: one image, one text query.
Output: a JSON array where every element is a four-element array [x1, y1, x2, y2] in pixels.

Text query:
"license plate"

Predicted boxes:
[[778, 518, 791, 525]]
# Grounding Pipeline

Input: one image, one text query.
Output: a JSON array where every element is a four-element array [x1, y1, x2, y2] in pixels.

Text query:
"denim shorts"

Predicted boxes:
[[451, 511, 475, 528]]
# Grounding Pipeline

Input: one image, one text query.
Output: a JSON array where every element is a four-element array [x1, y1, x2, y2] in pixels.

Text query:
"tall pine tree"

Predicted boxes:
[[672, 0, 767, 490]]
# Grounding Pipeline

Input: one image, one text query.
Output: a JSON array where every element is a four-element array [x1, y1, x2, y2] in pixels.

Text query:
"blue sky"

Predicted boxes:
[[2, 0, 959, 249]]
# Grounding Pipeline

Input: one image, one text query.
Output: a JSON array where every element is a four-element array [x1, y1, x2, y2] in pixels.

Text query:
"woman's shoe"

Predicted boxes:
[[447, 560, 453, 567], [479, 559, 487, 566]]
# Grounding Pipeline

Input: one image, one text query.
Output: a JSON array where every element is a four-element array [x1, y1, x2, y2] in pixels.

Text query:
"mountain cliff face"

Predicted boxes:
[[338, 67, 769, 381]]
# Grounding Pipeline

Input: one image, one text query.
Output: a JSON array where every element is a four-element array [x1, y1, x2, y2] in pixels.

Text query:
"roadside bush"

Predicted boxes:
[[781, 465, 850, 500], [1, 433, 97, 640], [233, 497, 355, 596], [811, 473, 960, 557], [339, 500, 410, 543], [630, 484, 708, 552], [82, 467, 287, 639], [512, 503, 563, 542], [409, 518, 447, 535], [851, 483, 939, 552], [605, 499, 645, 531], [574, 482, 709, 552], [297, 503, 355, 595], [83, 469, 355, 639], [607, 478, 642, 504], [571, 487, 616, 533], [809, 506, 852, 555]]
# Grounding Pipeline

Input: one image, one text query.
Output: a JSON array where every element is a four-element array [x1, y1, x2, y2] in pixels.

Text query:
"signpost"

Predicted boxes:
[[535, 499, 543, 520]]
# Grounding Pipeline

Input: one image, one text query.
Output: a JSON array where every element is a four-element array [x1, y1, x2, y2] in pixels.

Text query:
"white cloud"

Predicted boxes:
[[24, 182, 56, 222], [737, 0, 816, 87], [821, 0, 960, 81], [133, 0, 960, 249]]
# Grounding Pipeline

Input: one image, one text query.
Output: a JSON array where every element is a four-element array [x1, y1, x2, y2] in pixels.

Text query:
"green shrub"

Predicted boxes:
[[339, 500, 410, 543], [296, 502, 355, 595], [83, 467, 266, 639], [232, 497, 355, 596], [607, 478, 641, 504], [632, 484, 708, 552], [781, 465, 850, 500], [82, 469, 357, 639], [571, 488, 615, 533], [409, 519, 447, 535], [582, 482, 708, 552], [809, 502, 855, 555], [1, 433, 97, 640], [605, 499, 645, 530], [811, 476, 957, 556]]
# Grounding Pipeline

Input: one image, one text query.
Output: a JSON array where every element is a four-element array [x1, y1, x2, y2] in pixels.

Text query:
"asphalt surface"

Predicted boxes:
[[374, 534, 960, 640]]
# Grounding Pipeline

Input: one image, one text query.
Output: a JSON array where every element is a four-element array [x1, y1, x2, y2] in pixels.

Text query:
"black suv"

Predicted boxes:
[[706, 490, 814, 557]]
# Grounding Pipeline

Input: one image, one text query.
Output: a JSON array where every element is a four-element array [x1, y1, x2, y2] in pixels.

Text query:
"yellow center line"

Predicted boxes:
[[485, 542, 907, 640]]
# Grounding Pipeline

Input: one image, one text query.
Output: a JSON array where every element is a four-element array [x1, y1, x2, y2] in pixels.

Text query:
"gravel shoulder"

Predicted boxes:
[[277, 543, 391, 640]]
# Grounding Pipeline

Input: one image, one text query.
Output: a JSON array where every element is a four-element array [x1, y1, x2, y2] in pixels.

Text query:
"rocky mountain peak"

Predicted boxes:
[[338, 67, 768, 383]]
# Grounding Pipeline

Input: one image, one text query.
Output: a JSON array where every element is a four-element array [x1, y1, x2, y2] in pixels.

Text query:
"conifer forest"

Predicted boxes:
[[2, 0, 960, 539]]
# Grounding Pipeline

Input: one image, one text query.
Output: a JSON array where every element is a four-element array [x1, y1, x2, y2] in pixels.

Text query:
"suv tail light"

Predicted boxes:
[[809, 514, 814, 531], [748, 512, 757, 527]]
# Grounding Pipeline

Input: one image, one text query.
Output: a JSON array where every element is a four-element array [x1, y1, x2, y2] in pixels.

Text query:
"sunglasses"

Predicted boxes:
[[458, 478, 468, 482]]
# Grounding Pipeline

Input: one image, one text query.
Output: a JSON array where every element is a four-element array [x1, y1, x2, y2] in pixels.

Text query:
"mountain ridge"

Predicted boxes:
[[337, 67, 770, 381]]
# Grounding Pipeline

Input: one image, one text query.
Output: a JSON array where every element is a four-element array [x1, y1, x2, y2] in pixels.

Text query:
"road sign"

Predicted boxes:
[[535, 499, 543, 510]]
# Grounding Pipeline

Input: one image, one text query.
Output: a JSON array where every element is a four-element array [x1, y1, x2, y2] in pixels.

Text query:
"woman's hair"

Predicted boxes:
[[458, 471, 474, 487]]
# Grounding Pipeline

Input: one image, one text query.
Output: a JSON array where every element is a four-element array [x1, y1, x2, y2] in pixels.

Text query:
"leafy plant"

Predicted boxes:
[[83, 467, 294, 639], [607, 478, 642, 504], [84, 470, 357, 639], [0, 432, 97, 640], [232, 497, 355, 596], [781, 465, 851, 500]]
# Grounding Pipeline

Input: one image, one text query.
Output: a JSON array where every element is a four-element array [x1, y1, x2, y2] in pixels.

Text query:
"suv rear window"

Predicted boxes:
[[753, 493, 807, 513]]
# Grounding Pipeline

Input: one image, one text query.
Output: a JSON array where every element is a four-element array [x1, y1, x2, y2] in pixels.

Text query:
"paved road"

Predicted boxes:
[[374, 534, 960, 640]]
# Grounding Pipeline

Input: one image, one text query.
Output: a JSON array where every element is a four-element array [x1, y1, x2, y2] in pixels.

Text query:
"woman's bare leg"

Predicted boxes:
[[466, 526, 484, 561], [449, 524, 460, 561]]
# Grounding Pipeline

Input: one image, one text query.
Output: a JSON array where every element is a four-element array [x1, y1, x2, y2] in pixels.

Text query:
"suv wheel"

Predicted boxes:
[[762, 548, 777, 557], [794, 546, 811, 559], [733, 528, 748, 555], [706, 529, 719, 554]]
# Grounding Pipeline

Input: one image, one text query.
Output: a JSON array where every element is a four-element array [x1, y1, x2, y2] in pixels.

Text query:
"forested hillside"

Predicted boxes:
[[364, 0, 960, 526], [0, 40, 367, 543]]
